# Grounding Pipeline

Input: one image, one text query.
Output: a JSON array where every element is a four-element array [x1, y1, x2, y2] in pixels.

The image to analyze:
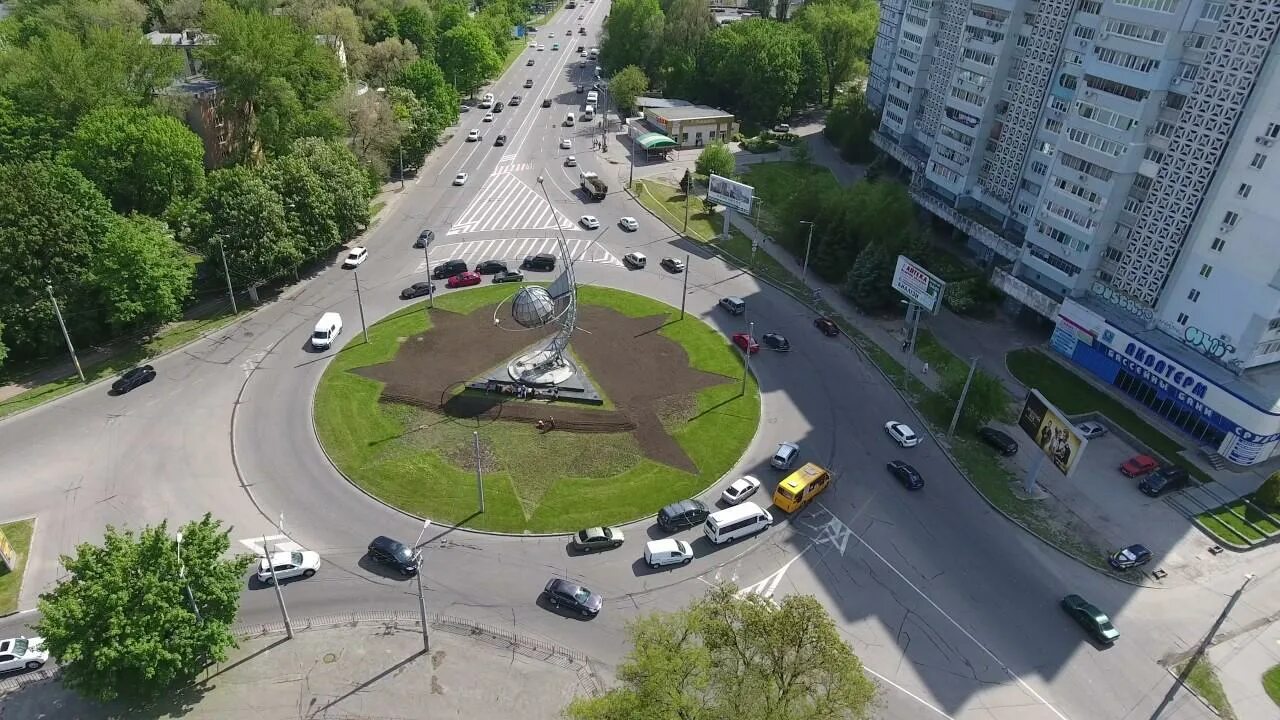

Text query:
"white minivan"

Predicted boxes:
[[582, 105, 594, 121], [586, 90, 598, 104], [703, 502, 772, 544], [564, 113, 576, 126], [312, 312, 343, 350]]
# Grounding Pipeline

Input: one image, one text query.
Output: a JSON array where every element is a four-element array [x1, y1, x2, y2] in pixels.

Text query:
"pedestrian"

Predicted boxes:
[[902, 340, 910, 352]]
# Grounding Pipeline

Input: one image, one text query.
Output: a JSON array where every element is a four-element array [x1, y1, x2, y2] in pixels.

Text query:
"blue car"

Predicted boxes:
[[1109, 544, 1152, 570]]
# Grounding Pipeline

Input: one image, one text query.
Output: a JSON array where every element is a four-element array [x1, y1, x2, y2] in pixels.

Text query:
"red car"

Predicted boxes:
[[447, 271, 482, 288], [1120, 454, 1158, 477], [814, 317, 839, 336], [732, 333, 760, 354]]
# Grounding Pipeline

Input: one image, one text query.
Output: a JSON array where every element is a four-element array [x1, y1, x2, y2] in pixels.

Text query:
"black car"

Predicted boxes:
[[431, 259, 468, 279], [576, 84, 584, 93], [657, 499, 709, 531], [522, 253, 557, 271], [977, 427, 1019, 456], [526, 58, 535, 66], [492, 101, 504, 112], [494, 134, 507, 146], [476, 259, 508, 274], [400, 282, 435, 300], [510, 95, 522, 106], [1139, 466, 1189, 497], [493, 270, 525, 283], [367, 535, 419, 575], [524, 79, 534, 88], [541, 98, 552, 108], [111, 365, 156, 394], [413, 229, 435, 248], [886, 460, 924, 490], [1109, 544, 1153, 570], [762, 333, 790, 352], [543, 578, 602, 617], [814, 317, 839, 336]]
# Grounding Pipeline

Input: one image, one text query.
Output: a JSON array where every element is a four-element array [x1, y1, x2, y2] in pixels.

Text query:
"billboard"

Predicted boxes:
[[0, 527, 16, 572], [707, 174, 754, 214], [891, 255, 946, 313], [1017, 390, 1088, 476]]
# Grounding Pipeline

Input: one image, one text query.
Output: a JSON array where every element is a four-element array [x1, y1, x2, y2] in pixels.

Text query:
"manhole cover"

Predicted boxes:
[[323, 653, 337, 664]]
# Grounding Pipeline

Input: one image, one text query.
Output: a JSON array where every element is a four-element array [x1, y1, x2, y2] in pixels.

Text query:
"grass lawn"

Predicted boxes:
[[314, 284, 760, 533], [1195, 495, 1280, 544], [0, 518, 35, 615], [0, 305, 241, 420], [739, 161, 839, 236], [915, 329, 970, 388], [1178, 658, 1235, 720], [1263, 664, 1280, 709], [1006, 348, 1211, 484]]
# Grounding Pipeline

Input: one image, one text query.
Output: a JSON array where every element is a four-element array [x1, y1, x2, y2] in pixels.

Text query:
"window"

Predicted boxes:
[[1060, 152, 1114, 181], [1105, 247, 1124, 261], [929, 161, 961, 183], [898, 47, 920, 62], [1187, 289, 1200, 302], [1176, 312, 1189, 325], [902, 30, 926, 45], [1044, 200, 1098, 230], [1251, 153, 1268, 169], [1050, 96, 1069, 113], [1063, 50, 1084, 65], [1076, 0, 1102, 14], [1166, 93, 1186, 110], [1084, 74, 1149, 102], [1153, 120, 1176, 137], [1269, 317, 1280, 331], [1102, 19, 1168, 44], [970, 4, 1009, 21], [1027, 243, 1084, 275], [962, 47, 997, 66], [1223, 211, 1239, 227], [1059, 73, 1078, 90], [1052, 175, 1104, 206], [1045, 117, 1063, 133], [1260, 341, 1280, 355], [955, 69, 991, 88], [905, 11, 929, 27], [1073, 25, 1096, 41], [1017, 34, 1031, 48], [1199, 264, 1213, 278], [1078, 100, 1138, 131], [1210, 237, 1226, 251], [1030, 160, 1049, 175], [936, 145, 970, 166], [1238, 183, 1252, 198], [950, 86, 987, 106], [1144, 147, 1165, 163], [887, 93, 912, 111], [1177, 63, 1198, 81], [1066, 127, 1127, 157], [884, 110, 905, 125], [964, 26, 1005, 44], [1187, 33, 1211, 50], [1266, 123, 1280, 139], [1017, 201, 1033, 215], [1095, 47, 1161, 73], [940, 125, 975, 147], [1200, 1, 1224, 21], [1114, 0, 1178, 12], [1124, 196, 1142, 213], [1038, 140, 1056, 156]]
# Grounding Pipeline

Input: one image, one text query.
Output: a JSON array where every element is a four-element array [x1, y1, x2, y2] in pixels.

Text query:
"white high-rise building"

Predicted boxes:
[[868, 0, 1280, 466]]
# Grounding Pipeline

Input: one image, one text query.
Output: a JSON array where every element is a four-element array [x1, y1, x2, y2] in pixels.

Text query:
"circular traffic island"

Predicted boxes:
[[314, 285, 760, 533]]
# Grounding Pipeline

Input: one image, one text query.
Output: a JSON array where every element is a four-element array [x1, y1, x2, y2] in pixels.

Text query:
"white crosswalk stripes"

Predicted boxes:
[[239, 534, 302, 557], [416, 236, 622, 272], [492, 162, 535, 174], [448, 173, 574, 235]]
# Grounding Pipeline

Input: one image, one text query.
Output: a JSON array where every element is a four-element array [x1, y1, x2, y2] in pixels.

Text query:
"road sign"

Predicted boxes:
[[891, 255, 946, 314]]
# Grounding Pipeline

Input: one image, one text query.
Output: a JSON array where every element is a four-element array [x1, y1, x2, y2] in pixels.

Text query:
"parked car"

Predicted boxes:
[[367, 535, 419, 575], [814, 317, 839, 336], [493, 270, 525, 283], [885, 421, 921, 448], [762, 333, 790, 352], [522, 253, 557, 271], [644, 539, 694, 568], [771, 441, 800, 470], [342, 246, 368, 267], [1060, 593, 1120, 645], [619, 216, 639, 231], [718, 296, 746, 315], [1109, 544, 1152, 570], [432, 259, 468, 279], [0, 636, 48, 673], [543, 578, 602, 617], [623, 252, 646, 269], [1077, 421, 1108, 439], [111, 365, 156, 394], [579, 215, 600, 229], [977, 427, 1019, 456], [256, 549, 321, 584], [475, 260, 508, 274], [661, 257, 685, 273], [447, 271, 482, 288], [1139, 465, 1189, 497], [721, 476, 761, 505], [773, 123, 791, 133], [886, 460, 924, 490], [1120, 454, 1159, 477], [657, 499, 710, 531], [399, 282, 435, 300], [414, 229, 435, 248], [571, 526, 624, 553], [731, 333, 759, 354]]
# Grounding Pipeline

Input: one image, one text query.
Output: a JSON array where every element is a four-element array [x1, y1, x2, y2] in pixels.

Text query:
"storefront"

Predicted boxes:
[[1053, 299, 1280, 466]]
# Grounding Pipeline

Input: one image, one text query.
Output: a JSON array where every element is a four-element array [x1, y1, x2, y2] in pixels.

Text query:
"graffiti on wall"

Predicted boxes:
[[1090, 281, 1153, 321], [1183, 325, 1236, 361]]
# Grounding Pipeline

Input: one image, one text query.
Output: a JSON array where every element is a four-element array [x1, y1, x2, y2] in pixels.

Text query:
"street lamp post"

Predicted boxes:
[[413, 519, 432, 653], [215, 236, 238, 315], [45, 283, 85, 383], [799, 221, 816, 288], [740, 320, 754, 396], [175, 532, 203, 622], [354, 270, 369, 343], [261, 536, 294, 639]]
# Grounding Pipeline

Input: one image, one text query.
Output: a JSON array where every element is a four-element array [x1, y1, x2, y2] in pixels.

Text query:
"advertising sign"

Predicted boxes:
[[0, 527, 16, 572], [1017, 390, 1088, 476], [707, 174, 754, 214], [891, 255, 946, 314]]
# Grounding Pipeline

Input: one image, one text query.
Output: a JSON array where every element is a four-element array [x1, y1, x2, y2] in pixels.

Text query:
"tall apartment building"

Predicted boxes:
[[868, 0, 1280, 466]]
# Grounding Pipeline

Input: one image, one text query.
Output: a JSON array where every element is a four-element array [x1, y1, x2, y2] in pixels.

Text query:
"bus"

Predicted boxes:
[[771, 463, 831, 513]]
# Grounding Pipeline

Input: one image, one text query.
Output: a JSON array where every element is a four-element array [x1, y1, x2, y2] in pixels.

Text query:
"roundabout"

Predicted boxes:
[[313, 284, 760, 533]]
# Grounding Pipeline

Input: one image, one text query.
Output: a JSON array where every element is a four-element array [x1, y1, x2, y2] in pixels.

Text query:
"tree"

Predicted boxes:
[[1257, 471, 1280, 511], [339, 89, 405, 178], [385, 86, 443, 173], [363, 37, 419, 89], [825, 89, 880, 163], [697, 20, 803, 126], [0, 96, 60, 165], [264, 153, 341, 259], [192, 166, 301, 284], [395, 2, 436, 54], [283, 138, 376, 242], [34, 514, 252, 703], [695, 140, 735, 179], [92, 214, 195, 332], [795, 2, 867, 106], [63, 106, 206, 217], [608, 65, 649, 113], [659, 0, 715, 96], [566, 584, 876, 720], [844, 240, 897, 310], [944, 368, 1009, 429], [436, 20, 502, 96], [600, 0, 665, 77]]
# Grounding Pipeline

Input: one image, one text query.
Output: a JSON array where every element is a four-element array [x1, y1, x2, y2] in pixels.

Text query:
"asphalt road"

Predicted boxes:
[[0, 3, 1225, 719]]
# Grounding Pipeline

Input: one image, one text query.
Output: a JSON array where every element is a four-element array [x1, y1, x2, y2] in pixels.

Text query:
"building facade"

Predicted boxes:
[[642, 105, 738, 147], [868, 0, 1280, 464]]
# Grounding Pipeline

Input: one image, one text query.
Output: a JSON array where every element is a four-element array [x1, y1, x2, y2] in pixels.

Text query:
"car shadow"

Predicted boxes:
[[629, 556, 693, 577], [245, 572, 310, 591], [643, 524, 684, 540], [356, 554, 415, 581], [534, 593, 595, 621]]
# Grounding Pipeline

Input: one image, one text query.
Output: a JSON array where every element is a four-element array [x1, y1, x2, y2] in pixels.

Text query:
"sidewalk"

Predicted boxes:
[[1208, 617, 1280, 720], [0, 616, 601, 719]]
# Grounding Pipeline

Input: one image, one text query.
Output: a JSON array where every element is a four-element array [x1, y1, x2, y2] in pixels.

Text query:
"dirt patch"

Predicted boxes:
[[355, 303, 733, 473]]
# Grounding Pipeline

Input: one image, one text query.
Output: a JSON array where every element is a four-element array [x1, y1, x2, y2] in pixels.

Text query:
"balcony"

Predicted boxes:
[[992, 267, 1062, 319], [871, 130, 926, 172], [910, 182, 1024, 262]]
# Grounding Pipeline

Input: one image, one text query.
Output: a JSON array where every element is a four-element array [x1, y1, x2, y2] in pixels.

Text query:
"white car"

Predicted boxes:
[[564, 155, 577, 167], [644, 538, 694, 568], [453, 172, 468, 186], [537, 43, 545, 50], [466, 129, 480, 141], [619, 216, 639, 231], [256, 549, 322, 584], [1077, 421, 1107, 439], [623, 252, 646, 268], [560, 138, 572, 149], [342, 246, 368, 268], [483, 113, 494, 122], [721, 475, 761, 505], [579, 215, 600, 230], [771, 441, 800, 470], [0, 636, 48, 673], [885, 421, 921, 448]]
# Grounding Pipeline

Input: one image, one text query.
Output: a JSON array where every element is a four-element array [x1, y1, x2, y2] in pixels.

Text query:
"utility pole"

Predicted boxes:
[[413, 519, 431, 653], [474, 431, 485, 513], [354, 270, 369, 343], [175, 532, 203, 622], [216, 237, 238, 314], [45, 283, 85, 383], [424, 246, 435, 309], [947, 357, 980, 437], [799, 220, 816, 288], [740, 320, 754, 396], [902, 302, 923, 393], [398, 143, 405, 191], [683, 185, 691, 232], [679, 254, 690, 319], [262, 536, 294, 639]]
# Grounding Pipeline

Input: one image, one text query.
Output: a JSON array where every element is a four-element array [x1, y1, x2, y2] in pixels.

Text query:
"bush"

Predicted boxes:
[[742, 135, 781, 153], [1258, 471, 1280, 511]]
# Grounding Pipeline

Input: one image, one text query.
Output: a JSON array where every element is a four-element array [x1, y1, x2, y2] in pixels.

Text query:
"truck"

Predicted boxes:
[[580, 171, 607, 200]]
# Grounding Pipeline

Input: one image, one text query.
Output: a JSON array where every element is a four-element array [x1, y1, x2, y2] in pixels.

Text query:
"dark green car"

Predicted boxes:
[[1061, 594, 1120, 645], [492, 270, 525, 283], [571, 526, 624, 553]]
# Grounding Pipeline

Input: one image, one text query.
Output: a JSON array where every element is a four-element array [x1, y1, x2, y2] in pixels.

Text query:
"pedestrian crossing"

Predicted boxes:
[[239, 534, 301, 557], [448, 172, 574, 236], [416, 236, 622, 272], [492, 161, 535, 174]]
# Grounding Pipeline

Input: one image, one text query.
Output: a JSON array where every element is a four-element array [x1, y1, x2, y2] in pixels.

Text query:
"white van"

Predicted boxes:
[[582, 105, 594, 121], [588, 47, 599, 59], [703, 502, 772, 544], [564, 113, 575, 126], [311, 312, 343, 350], [586, 91, 598, 104], [479, 93, 494, 109]]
